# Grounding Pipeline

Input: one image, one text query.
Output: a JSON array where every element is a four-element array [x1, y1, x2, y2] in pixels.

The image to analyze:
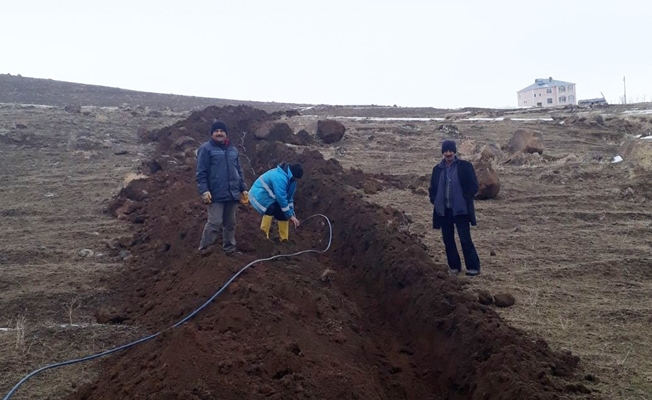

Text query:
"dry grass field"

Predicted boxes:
[[299, 111, 652, 399]]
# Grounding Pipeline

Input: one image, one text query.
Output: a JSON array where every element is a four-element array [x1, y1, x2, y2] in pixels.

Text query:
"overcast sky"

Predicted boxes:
[[2, 0, 650, 108]]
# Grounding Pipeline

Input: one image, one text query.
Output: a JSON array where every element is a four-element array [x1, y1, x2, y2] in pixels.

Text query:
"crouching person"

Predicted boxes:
[[249, 163, 303, 241]]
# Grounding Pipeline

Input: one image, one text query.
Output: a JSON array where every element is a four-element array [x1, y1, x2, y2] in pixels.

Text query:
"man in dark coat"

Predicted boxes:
[[429, 140, 481, 276], [196, 121, 248, 254]]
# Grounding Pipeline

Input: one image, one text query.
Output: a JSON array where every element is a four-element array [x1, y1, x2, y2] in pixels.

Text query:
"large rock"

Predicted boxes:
[[254, 122, 307, 145], [618, 137, 652, 169], [458, 139, 478, 157], [508, 129, 544, 154], [317, 120, 346, 144], [479, 143, 504, 162], [473, 161, 500, 200], [494, 293, 516, 308], [173, 136, 199, 151]]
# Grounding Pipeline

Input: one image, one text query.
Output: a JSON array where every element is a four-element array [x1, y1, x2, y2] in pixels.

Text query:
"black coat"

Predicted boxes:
[[428, 159, 478, 229]]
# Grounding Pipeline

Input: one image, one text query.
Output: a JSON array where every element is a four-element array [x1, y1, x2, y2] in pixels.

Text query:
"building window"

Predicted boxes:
[[569, 95, 575, 103], [559, 96, 567, 102], [547, 98, 553, 104], [568, 86, 573, 91], [560, 86, 566, 92], [546, 88, 552, 93]]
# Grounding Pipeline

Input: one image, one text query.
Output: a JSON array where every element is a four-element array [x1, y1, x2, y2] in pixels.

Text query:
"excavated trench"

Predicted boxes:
[[72, 106, 596, 399]]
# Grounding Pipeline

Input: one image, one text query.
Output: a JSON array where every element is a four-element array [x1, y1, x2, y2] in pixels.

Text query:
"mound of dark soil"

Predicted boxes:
[[73, 106, 597, 399]]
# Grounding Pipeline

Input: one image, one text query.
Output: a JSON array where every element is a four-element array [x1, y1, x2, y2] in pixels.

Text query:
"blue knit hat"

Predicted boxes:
[[210, 121, 228, 135], [441, 140, 457, 154]]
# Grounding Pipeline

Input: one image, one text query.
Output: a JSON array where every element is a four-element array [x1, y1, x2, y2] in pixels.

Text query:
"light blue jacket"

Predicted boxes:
[[249, 164, 297, 218]]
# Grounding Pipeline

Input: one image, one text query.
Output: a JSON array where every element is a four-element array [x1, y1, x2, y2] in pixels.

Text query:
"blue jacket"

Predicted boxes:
[[196, 140, 247, 202], [249, 164, 297, 218]]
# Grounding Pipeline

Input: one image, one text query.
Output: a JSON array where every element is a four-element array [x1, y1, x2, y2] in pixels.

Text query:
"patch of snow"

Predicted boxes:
[[612, 155, 623, 163], [336, 117, 446, 121], [622, 109, 652, 115], [462, 117, 505, 121], [0, 328, 12, 332], [510, 118, 554, 121], [641, 136, 652, 140]]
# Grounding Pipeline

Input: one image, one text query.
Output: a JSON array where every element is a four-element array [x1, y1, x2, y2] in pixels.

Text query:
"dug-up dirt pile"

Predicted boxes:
[[73, 106, 598, 399]]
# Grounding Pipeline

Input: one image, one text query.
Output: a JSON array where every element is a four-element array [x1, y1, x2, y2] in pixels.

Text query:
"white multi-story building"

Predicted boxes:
[[517, 77, 576, 108]]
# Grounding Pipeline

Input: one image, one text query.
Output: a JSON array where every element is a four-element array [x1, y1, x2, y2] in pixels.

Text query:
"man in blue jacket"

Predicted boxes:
[[196, 121, 248, 254], [429, 140, 481, 276], [249, 163, 303, 241]]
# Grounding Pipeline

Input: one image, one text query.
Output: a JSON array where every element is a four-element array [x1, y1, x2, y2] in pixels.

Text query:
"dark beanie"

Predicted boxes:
[[210, 121, 228, 135], [441, 140, 457, 154], [289, 163, 304, 179]]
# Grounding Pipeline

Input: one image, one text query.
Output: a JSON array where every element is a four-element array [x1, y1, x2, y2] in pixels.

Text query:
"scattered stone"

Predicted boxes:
[[490, 250, 496, 256], [478, 290, 494, 305], [114, 149, 129, 155], [320, 268, 335, 283], [619, 187, 636, 199], [437, 124, 460, 137], [494, 293, 516, 308], [296, 129, 313, 145], [173, 136, 199, 151], [78, 249, 94, 257], [557, 154, 578, 164], [412, 187, 428, 196], [565, 383, 592, 394], [64, 104, 82, 114], [362, 180, 381, 194], [593, 114, 605, 126]]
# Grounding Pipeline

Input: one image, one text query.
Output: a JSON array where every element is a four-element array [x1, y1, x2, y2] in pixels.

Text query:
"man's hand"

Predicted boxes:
[[239, 191, 249, 205], [290, 216, 300, 228], [201, 191, 212, 204]]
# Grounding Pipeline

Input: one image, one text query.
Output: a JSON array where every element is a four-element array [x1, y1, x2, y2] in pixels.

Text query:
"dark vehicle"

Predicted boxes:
[[578, 98, 608, 107]]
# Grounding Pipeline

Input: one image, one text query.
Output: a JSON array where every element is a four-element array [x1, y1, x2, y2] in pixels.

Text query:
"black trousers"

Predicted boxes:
[[264, 202, 289, 221], [440, 208, 480, 271]]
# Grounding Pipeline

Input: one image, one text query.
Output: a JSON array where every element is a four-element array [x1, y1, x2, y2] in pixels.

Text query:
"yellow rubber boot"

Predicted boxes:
[[278, 220, 290, 241], [260, 215, 273, 238]]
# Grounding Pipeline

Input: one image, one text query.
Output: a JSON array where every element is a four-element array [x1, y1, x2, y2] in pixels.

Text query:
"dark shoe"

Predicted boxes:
[[198, 246, 207, 251], [224, 246, 237, 256], [465, 269, 480, 276]]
